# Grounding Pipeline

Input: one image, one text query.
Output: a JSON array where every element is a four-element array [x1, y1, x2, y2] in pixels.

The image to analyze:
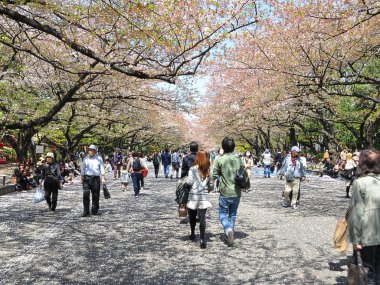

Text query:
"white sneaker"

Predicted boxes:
[[141, 187, 144, 191], [292, 205, 298, 210]]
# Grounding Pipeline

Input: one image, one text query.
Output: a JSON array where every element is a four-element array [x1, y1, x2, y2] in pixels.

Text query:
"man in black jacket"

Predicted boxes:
[[179, 141, 199, 224], [180, 141, 199, 178]]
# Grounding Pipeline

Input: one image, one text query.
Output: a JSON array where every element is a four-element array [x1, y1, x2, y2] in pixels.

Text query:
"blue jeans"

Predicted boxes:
[[219, 196, 240, 235], [131, 173, 141, 196], [163, 164, 170, 178], [264, 164, 271, 177]]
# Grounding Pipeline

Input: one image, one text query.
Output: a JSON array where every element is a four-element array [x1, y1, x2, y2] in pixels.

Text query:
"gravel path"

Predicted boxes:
[[0, 164, 351, 285]]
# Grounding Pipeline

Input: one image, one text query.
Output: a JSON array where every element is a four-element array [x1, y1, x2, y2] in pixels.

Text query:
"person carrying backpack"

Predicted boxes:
[[41, 152, 62, 214], [126, 151, 147, 198], [170, 150, 180, 179]]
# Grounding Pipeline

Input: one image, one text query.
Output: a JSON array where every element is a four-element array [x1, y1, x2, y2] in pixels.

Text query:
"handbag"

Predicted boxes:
[[141, 168, 148, 177], [175, 176, 190, 204], [33, 186, 45, 203], [103, 184, 111, 199], [178, 204, 187, 217], [347, 251, 368, 285], [332, 219, 349, 253], [235, 163, 250, 189]]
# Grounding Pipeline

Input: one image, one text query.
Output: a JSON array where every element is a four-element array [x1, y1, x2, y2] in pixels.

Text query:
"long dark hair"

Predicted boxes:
[[194, 150, 210, 179]]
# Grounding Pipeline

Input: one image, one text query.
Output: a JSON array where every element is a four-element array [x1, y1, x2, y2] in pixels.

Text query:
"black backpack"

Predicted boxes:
[[132, 158, 142, 171]]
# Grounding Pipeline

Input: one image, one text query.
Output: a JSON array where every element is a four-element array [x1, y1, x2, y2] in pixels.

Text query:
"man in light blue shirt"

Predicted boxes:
[[81, 144, 105, 217]]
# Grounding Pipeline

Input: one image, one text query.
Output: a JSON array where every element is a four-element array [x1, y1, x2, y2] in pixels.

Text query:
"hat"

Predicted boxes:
[[291, 146, 300, 152], [46, 152, 54, 159], [88, 144, 98, 152]]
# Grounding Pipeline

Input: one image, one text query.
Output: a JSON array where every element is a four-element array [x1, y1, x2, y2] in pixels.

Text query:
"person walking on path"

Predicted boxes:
[[126, 151, 147, 198], [342, 152, 358, 198], [139, 152, 147, 191], [179, 141, 199, 224], [41, 152, 61, 213], [170, 150, 180, 179], [113, 148, 123, 179], [152, 150, 161, 178], [180, 141, 199, 178], [277, 146, 306, 210], [186, 150, 213, 249], [161, 148, 171, 178], [80, 145, 105, 217], [262, 149, 272, 178], [212, 136, 242, 247], [348, 149, 380, 284]]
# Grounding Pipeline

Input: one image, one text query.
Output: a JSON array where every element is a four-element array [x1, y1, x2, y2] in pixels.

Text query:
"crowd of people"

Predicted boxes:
[[8, 139, 380, 283]]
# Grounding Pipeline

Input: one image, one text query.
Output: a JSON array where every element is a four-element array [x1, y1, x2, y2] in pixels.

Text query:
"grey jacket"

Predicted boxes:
[[277, 155, 306, 179], [348, 174, 380, 246]]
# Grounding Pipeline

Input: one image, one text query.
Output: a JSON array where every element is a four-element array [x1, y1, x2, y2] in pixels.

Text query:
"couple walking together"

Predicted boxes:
[[183, 137, 243, 249]]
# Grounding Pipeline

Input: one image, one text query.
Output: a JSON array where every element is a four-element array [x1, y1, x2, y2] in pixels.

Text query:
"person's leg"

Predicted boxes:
[[361, 246, 376, 285], [228, 197, 240, 231], [219, 196, 232, 234], [140, 176, 144, 189], [90, 177, 101, 214], [117, 165, 121, 178], [188, 208, 197, 240], [51, 188, 58, 211], [290, 180, 300, 208], [44, 188, 52, 210], [283, 182, 292, 206], [82, 178, 91, 215], [114, 165, 117, 179], [131, 173, 139, 196], [170, 164, 174, 179], [154, 164, 159, 178], [198, 209, 207, 241]]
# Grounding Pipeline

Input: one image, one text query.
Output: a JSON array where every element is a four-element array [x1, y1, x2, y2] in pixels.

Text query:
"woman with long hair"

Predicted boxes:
[[186, 150, 213, 249]]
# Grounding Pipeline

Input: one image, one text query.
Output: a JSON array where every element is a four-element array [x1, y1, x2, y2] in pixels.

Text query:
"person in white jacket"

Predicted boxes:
[[186, 150, 213, 249]]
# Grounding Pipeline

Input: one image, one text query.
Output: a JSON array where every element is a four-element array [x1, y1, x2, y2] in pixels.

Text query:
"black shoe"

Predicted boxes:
[[81, 212, 90, 217], [92, 212, 101, 216], [170, 175, 173, 179], [190, 234, 195, 242], [346, 195, 350, 199], [200, 240, 206, 249]]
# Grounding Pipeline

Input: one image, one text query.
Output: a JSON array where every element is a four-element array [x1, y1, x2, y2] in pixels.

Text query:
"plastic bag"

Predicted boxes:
[[33, 187, 45, 203]]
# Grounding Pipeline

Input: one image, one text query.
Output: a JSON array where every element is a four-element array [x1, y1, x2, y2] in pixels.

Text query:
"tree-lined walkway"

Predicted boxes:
[[0, 163, 351, 284]]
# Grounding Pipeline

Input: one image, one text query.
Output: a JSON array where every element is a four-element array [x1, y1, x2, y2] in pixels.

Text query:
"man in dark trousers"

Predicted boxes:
[[42, 152, 61, 213], [179, 141, 199, 224], [80, 144, 105, 217]]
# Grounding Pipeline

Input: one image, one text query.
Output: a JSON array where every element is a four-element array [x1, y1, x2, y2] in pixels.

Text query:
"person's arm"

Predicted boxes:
[[348, 181, 364, 249], [187, 167, 194, 186], [99, 157, 105, 183], [80, 158, 86, 183], [180, 157, 189, 178]]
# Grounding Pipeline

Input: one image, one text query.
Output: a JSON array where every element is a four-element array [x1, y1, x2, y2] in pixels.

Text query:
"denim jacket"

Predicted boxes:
[[277, 155, 306, 179]]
